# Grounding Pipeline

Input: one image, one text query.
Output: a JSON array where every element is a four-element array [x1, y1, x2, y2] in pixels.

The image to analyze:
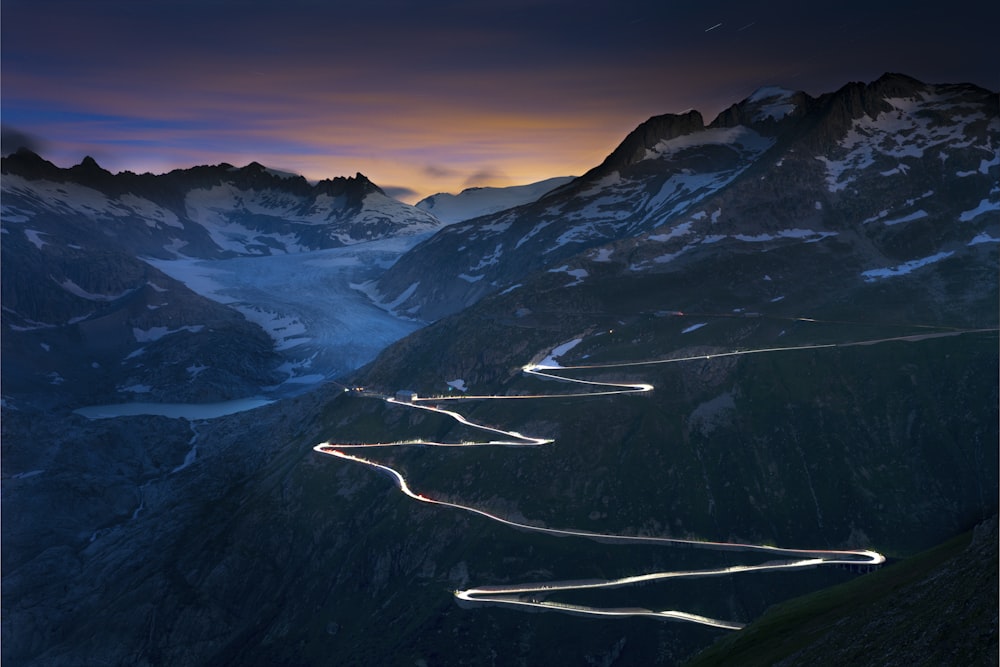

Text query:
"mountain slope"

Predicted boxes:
[[685, 516, 998, 667], [2, 73, 997, 667], [415, 176, 574, 224], [1, 152, 442, 259], [374, 74, 999, 321], [1, 155, 441, 407]]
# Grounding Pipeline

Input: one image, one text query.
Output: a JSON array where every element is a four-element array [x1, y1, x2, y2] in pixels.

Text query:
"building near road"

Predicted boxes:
[[395, 390, 418, 402]]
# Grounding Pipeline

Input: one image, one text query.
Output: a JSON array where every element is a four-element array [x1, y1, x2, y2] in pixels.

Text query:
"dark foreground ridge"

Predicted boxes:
[[686, 514, 999, 667]]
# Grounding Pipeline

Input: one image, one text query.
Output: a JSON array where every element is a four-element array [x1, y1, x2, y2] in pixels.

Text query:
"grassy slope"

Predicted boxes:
[[685, 517, 998, 666]]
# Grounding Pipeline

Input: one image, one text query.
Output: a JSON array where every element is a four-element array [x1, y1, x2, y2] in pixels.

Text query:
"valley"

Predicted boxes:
[[314, 322, 994, 630], [2, 73, 997, 666], [146, 235, 428, 396]]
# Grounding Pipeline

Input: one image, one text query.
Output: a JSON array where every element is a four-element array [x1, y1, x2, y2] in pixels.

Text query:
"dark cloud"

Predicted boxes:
[[381, 185, 419, 201], [463, 167, 509, 188], [1, 126, 45, 156], [423, 164, 460, 179]]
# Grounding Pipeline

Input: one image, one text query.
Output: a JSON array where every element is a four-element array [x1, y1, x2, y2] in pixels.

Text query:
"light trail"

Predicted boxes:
[[314, 325, 996, 628]]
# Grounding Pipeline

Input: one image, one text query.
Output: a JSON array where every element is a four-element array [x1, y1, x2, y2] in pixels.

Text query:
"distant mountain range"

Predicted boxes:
[[2, 73, 997, 667], [0, 155, 583, 408], [415, 176, 574, 224], [2, 152, 442, 259], [0, 154, 446, 407]]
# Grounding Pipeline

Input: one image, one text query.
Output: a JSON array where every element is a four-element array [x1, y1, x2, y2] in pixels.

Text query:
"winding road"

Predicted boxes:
[[314, 325, 996, 629]]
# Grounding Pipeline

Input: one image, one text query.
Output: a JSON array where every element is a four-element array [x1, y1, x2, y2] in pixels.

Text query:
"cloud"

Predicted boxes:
[[462, 167, 510, 188], [422, 164, 460, 179], [380, 185, 419, 201], [1, 126, 45, 156]]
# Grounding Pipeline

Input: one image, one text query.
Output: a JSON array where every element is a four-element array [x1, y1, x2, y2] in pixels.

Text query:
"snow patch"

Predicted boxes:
[[537, 338, 582, 368], [883, 209, 929, 226], [816, 93, 993, 192], [548, 265, 588, 286], [24, 229, 48, 249], [959, 199, 1000, 222], [731, 229, 837, 243], [861, 251, 955, 281], [681, 322, 707, 334], [592, 248, 614, 262], [515, 220, 554, 249], [645, 126, 774, 161], [649, 221, 693, 242], [470, 243, 504, 270], [187, 364, 208, 378], [58, 278, 137, 302], [132, 325, 205, 342], [968, 232, 1000, 246], [746, 87, 797, 121]]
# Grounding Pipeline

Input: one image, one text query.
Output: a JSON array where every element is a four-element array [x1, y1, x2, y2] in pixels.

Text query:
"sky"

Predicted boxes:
[[3, 0, 998, 202]]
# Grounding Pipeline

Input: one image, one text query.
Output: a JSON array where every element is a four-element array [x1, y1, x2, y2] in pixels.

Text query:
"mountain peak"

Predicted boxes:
[[76, 155, 108, 172], [746, 85, 797, 103], [872, 71, 926, 91], [312, 171, 384, 199], [592, 110, 706, 175], [710, 87, 809, 130], [0, 147, 58, 178]]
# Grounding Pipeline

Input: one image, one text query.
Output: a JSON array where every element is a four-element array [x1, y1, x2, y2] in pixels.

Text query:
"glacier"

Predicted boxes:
[[147, 235, 427, 396]]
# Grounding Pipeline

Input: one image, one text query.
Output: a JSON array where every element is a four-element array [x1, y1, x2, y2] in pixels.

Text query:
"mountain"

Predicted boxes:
[[2, 152, 442, 259], [375, 73, 998, 321], [415, 176, 575, 224], [1, 155, 441, 408], [2, 73, 997, 667]]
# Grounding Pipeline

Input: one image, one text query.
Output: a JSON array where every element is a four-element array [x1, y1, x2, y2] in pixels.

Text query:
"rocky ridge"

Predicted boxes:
[[374, 73, 999, 321]]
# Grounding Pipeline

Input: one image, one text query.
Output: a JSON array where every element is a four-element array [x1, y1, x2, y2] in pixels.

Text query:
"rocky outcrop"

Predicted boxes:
[[590, 110, 706, 175]]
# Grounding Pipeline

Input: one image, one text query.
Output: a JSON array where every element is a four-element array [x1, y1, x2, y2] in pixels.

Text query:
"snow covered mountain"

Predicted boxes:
[[415, 176, 574, 224], [2, 72, 997, 667], [0, 156, 441, 407], [375, 74, 999, 321], [1, 153, 442, 259]]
